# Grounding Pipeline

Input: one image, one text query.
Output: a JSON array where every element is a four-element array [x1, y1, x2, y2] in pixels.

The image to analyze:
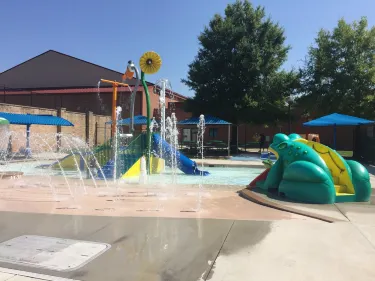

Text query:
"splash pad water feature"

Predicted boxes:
[[0, 52, 214, 215]]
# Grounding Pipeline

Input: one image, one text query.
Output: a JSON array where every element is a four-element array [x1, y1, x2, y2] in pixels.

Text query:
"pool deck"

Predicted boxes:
[[0, 200, 374, 280], [0, 159, 374, 280], [0, 176, 307, 221]]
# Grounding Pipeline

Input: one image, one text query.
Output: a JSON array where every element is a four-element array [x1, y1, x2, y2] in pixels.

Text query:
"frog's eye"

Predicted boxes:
[[277, 142, 288, 150]]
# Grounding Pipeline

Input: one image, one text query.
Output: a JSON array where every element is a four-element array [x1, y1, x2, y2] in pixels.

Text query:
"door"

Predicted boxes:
[[183, 129, 191, 142], [191, 129, 198, 142]]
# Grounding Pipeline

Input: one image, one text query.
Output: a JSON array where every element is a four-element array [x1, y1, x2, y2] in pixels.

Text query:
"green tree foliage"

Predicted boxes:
[[299, 17, 375, 118], [182, 0, 298, 124]]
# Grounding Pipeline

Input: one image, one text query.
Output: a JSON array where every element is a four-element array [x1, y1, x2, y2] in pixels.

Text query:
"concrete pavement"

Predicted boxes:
[[0, 267, 78, 280], [0, 212, 234, 281], [0, 211, 374, 280], [208, 220, 375, 281]]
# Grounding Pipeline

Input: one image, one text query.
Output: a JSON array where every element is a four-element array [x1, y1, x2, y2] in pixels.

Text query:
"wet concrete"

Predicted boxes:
[[0, 177, 307, 221], [0, 211, 374, 281], [208, 220, 375, 281], [205, 221, 271, 280], [0, 212, 237, 281]]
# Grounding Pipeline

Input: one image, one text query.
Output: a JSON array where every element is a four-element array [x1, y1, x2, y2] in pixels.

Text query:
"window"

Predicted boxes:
[[191, 129, 198, 142], [367, 126, 374, 138], [209, 128, 218, 138], [182, 129, 191, 142]]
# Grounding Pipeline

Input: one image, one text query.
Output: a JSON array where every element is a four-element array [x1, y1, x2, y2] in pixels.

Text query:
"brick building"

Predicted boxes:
[[0, 50, 190, 144], [0, 50, 188, 117]]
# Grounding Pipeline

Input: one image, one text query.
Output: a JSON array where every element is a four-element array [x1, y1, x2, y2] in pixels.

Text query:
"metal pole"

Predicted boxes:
[[25, 124, 31, 157], [288, 103, 291, 134], [236, 125, 239, 154], [111, 85, 118, 136], [26, 125, 30, 149], [161, 80, 166, 143], [245, 125, 247, 151], [141, 72, 151, 174], [333, 124, 337, 150], [228, 124, 231, 157], [95, 122, 98, 146]]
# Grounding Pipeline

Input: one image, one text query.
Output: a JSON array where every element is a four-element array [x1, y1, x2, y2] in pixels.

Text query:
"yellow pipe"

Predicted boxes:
[[111, 85, 118, 136], [100, 79, 129, 87]]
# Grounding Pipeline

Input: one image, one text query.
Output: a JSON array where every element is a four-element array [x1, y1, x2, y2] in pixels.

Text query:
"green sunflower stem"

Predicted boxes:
[[141, 71, 151, 175]]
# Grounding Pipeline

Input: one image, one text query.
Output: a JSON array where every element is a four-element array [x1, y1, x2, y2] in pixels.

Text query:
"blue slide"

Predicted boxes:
[[152, 134, 209, 176]]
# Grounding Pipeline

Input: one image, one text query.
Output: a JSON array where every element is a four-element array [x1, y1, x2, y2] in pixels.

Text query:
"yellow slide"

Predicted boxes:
[[51, 153, 83, 170], [121, 156, 165, 178], [295, 139, 355, 196]]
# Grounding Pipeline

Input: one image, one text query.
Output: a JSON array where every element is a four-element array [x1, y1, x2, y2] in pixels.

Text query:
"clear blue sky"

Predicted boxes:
[[1, 0, 375, 97]]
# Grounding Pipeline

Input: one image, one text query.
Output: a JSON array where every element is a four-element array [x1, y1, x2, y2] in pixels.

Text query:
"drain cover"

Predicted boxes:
[[0, 235, 110, 271]]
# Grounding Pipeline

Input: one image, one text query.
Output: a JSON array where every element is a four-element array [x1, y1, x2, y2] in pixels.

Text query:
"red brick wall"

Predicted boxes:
[[237, 121, 355, 150], [172, 102, 192, 121], [2, 86, 187, 122], [1, 90, 144, 117], [142, 86, 185, 120]]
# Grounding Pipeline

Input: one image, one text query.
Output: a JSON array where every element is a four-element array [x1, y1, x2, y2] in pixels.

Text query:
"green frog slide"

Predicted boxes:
[[251, 133, 371, 204]]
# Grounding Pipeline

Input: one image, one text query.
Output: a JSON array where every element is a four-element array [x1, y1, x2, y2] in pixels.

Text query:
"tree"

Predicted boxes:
[[299, 17, 375, 118], [182, 0, 298, 124]]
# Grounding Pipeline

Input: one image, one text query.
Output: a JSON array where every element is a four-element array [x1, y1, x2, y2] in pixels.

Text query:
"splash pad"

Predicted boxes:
[[0, 52, 217, 216]]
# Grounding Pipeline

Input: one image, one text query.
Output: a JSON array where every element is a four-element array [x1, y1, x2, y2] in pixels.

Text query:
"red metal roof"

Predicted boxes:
[[2, 86, 187, 100], [2, 87, 135, 95]]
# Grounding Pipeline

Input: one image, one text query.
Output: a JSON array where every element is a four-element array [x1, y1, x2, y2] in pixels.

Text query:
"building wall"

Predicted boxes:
[[178, 119, 356, 151], [172, 102, 192, 121], [237, 121, 355, 150], [143, 86, 186, 121], [178, 124, 232, 145], [0, 90, 145, 116], [0, 103, 110, 152]]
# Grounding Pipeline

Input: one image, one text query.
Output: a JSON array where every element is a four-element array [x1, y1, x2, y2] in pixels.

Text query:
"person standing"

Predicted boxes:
[[259, 133, 266, 153]]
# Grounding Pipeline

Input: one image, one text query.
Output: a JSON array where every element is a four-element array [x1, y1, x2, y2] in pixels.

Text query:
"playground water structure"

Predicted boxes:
[[0, 123, 262, 214], [0, 52, 265, 215], [0, 50, 222, 212]]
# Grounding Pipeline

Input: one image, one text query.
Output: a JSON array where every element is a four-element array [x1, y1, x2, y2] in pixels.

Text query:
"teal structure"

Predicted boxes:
[[254, 133, 372, 204]]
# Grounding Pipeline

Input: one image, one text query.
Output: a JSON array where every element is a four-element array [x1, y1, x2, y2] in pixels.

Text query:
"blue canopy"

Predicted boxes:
[[0, 112, 73, 126], [178, 115, 231, 125], [106, 115, 151, 125], [303, 113, 374, 127], [303, 113, 374, 150], [0, 112, 73, 156]]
